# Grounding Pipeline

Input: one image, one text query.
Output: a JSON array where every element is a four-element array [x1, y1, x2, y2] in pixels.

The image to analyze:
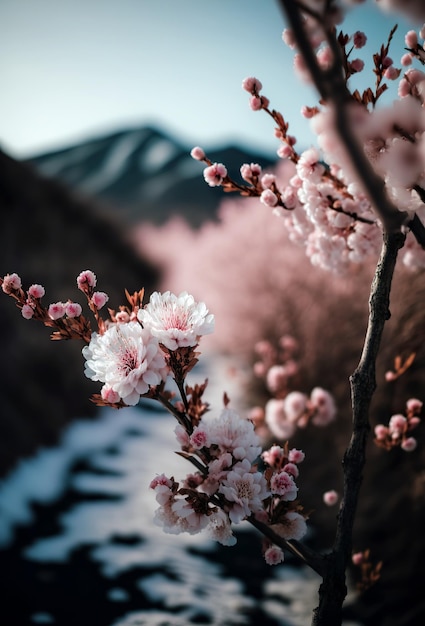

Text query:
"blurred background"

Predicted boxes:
[[1, 1, 424, 625]]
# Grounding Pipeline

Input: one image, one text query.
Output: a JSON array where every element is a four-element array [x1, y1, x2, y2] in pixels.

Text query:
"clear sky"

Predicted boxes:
[[0, 0, 413, 159]]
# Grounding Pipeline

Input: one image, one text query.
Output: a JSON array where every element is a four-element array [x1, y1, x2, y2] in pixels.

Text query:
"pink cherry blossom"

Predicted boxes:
[[65, 302, 82, 318], [28, 284, 45, 298], [48, 302, 66, 320], [353, 31, 367, 48], [264, 545, 284, 565], [406, 398, 423, 413], [2, 273, 22, 294], [138, 290, 214, 350], [203, 163, 227, 187], [77, 270, 96, 291], [206, 509, 236, 546], [190, 146, 205, 161], [82, 322, 168, 406], [189, 426, 209, 449], [323, 489, 339, 506], [260, 189, 278, 207], [288, 448, 305, 464], [262, 445, 285, 467], [241, 76, 262, 93], [270, 470, 298, 500], [21, 304, 34, 319], [240, 162, 262, 183], [249, 96, 263, 111], [401, 437, 417, 452], [219, 458, 269, 523], [91, 291, 109, 309], [405, 30, 418, 49]]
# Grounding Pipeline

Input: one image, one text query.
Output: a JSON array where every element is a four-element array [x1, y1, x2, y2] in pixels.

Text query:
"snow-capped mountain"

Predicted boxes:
[[29, 125, 276, 225]]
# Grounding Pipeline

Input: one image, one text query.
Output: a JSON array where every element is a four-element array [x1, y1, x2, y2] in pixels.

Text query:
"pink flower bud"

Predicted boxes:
[[401, 53, 413, 67], [48, 302, 66, 320], [240, 162, 262, 182], [28, 284, 45, 298], [190, 146, 205, 161], [21, 304, 34, 319], [189, 427, 209, 449], [2, 273, 22, 294], [323, 490, 339, 506], [203, 163, 227, 187], [389, 414, 407, 434], [264, 545, 284, 565], [283, 462, 299, 478], [382, 56, 393, 68], [65, 302, 82, 318], [249, 95, 263, 111], [406, 398, 423, 414], [353, 31, 367, 49], [77, 270, 97, 291], [374, 424, 388, 440], [277, 144, 293, 159], [261, 174, 276, 189], [260, 189, 278, 207], [149, 473, 173, 490], [262, 445, 285, 467], [242, 76, 262, 93], [385, 370, 396, 381], [401, 437, 417, 452], [91, 291, 109, 309], [384, 66, 399, 80], [349, 58, 365, 73], [288, 448, 305, 464], [405, 30, 418, 49]]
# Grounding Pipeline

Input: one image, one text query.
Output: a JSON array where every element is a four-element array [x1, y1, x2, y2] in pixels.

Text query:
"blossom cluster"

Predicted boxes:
[[151, 409, 307, 565], [248, 336, 336, 441], [191, 20, 425, 273], [1, 270, 310, 565], [374, 398, 422, 451], [1, 271, 214, 407]]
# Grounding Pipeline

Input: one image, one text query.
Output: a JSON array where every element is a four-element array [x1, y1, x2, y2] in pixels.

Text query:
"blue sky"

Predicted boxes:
[[0, 0, 413, 159]]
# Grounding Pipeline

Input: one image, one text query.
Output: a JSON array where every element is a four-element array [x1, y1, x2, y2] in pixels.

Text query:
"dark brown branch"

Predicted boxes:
[[248, 516, 326, 576], [311, 230, 405, 626]]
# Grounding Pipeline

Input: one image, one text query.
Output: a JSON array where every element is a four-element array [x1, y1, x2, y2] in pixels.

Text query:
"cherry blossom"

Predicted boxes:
[[82, 322, 168, 405], [138, 290, 214, 350], [219, 458, 269, 524]]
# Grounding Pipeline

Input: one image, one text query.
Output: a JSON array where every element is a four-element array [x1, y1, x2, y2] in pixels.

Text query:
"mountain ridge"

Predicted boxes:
[[28, 124, 278, 226]]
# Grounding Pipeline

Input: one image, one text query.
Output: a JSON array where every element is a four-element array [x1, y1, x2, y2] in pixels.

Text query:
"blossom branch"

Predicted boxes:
[[249, 515, 326, 576], [279, 0, 425, 247]]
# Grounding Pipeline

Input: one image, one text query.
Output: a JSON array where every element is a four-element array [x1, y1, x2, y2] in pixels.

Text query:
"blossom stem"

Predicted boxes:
[[249, 515, 326, 576], [156, 391, 192, 432]]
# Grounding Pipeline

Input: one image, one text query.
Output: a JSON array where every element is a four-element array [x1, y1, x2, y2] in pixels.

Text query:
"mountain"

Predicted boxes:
[[28, 125, 277, 226]]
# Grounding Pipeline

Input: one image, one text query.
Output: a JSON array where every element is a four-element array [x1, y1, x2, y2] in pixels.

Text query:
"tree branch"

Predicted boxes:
[[279, 0, 409, 236], [311, 229, 405, 625]]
